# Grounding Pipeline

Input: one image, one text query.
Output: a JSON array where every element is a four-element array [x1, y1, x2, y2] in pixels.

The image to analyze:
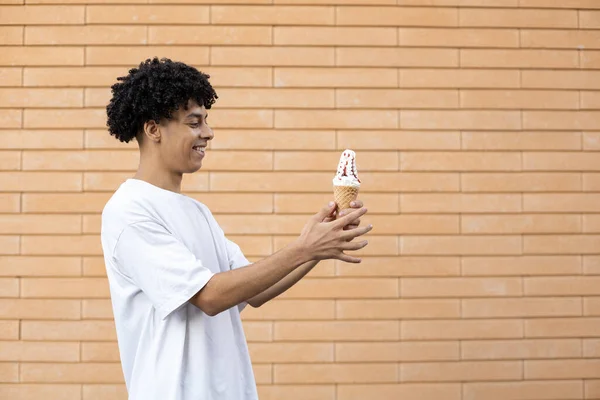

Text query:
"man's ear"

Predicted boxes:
[[142, 120, 161, 143]]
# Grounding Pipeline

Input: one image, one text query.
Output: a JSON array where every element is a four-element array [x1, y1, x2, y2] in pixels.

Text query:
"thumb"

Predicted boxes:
[[315, 201, 336, 221]]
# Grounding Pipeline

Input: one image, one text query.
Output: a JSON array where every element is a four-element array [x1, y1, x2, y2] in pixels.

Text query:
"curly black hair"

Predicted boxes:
[[106, 57, 218, 143]]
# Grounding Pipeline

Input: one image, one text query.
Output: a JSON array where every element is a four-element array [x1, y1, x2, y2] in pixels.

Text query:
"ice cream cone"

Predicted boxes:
[[332, 149, 361, 218], [333, 185, 359, 212]]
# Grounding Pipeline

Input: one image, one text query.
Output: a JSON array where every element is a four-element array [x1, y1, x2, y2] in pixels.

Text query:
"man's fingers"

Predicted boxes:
[[342, 224, 373, 240], [342, 240, 369, 251], [335, 207, 368, 227], [337, 253, 362, 263]]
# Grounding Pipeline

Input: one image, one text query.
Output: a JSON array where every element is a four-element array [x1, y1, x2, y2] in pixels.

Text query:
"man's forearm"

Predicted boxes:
[[246, 260, 319, 307]]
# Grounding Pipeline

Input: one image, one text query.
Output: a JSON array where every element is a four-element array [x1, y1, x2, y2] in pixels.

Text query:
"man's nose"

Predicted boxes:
[[201, 125, 214, 140]]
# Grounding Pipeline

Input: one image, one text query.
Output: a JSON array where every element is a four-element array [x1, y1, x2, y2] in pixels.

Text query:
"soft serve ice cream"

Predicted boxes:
[[333, 149, 360, 215]]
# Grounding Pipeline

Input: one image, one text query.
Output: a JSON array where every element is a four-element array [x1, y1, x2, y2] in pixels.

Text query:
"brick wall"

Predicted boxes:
[[1, 1, 599, 399]]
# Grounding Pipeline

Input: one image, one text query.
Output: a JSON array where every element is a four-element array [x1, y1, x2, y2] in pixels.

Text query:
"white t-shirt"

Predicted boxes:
[[100, 178, 258, 400]]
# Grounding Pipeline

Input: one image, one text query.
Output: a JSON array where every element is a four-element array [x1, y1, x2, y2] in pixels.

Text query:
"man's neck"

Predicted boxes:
[[134, 162, 183, 194]]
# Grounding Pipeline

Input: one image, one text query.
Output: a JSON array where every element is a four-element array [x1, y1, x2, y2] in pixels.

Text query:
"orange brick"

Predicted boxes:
[[401, 194, 521, 213], [21, 321, 116, 341], [401, 235, 522, 256], [402, 110, 520, 130], [0, 110, 21, 128], [0, 236, 19, 255], [0, 299, 80, 319], [0, 130, 84, 149], [211, 88, 334, 109], [274, 193, 397, 214], [0, 88, 82, 108], [526, 359, 600, 379], [525, 152, 600, 171], [276, 110, 397, 129], [22, 278, 108, 299], [522, 70, 600, 89], [0, 256, 81, 277], [210, 109, 273, 129], [362, 215, 458, 235], [462, 131, 581, 150], [337, 341, 459, 362], [337, 384, 461, 400], [253, 364, 272, 384], [82, 299, 112, 319], [26, 26, 146, 45], [24, 66, 131, 87], [227, 235, 272, 257], [21, 235, 101, 256], [0, 27, 22, 45], [0, 172, 82, 192], [189, 193, 272, 214], [584, 339, 600, 356], [0, 47, 83, 66], [84, 129, 137, 150], [525, 276, 600, 296], [525, 317, 600, 338], [275, 27, 396, 46], [583, 215, 600, 233], [257, 385, 334, 400], [402, 319, 523, 340], [585, 173, 600, 190], [85, 46, 209, 68], [337, 89, 457, 109], [462, 172, 581, 192], [0, 5, 84, 24], [274, 321, 398, 341], [0, 341, 79, 362], [337, 299, 459, 320], [0, 322, 18, 340], [0, 194, 19, 213], [212, 130, 335, 150], [525, 235, 600, 254], [462, 255, 581, 276], [0, 151, 20, 170], [461, 339, 581, 360], [521, 29, 600, 49], [87, 5, 209, 24], [401, 360, 521, 382], [212, 5, 334, 25], [373, 172, 461, 193], [0, 68, 21, 86], [0, 363, 18, 382], [21, 362, 123, 383], [242, 300, 334, 321], [402, 151, 520, 172], [0, 215, 81, 234], [402, 277, 522, 298], [337, 6, 457, 26], [82, 172, 156, 192], [581, 10, 600, 28], [210, 172, 324, 192], [339, 130, 460, 151], [274, 67, 398, 88], [400, 27, 518, 47], [81, 342, 119, 362], [249, 342, 333, 363], [23, 150, 137, 171], [22, 193, 110, 213], [242, 321, 272, 342], [461, 90, 578, 110], [459, 8, 577, 28], [24, 109, 106, 129], [212, 46, 334, 66], [463, 381, 582, 400], [0, 278, 18, 297], [275, 363, 397, 384], [585, 256, 600, 275], [276, 0, 393, 3], [206, 67, 273, 87], [520, 0, 600, 7], [150, 26, 271, 45], [587, 381, 600, 400], [336, 256, 460, 277], [463, 297, 581, 318], [273, 150, 396, 171], [277, 278, 397, 299], [397, 0, 517, 4], [461, 49, 578, 68], [582, 92, 600, 109], [582, 51, 600, 69], [83, 384, 127, 400], [462, 214, 581, 234], [584, 298, 600, 316], [337, 48, 458, 67], [400, 68, 520, 88]]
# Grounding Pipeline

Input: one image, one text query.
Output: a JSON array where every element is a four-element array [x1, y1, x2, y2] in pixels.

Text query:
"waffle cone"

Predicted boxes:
[[333, 185, 359, 213]]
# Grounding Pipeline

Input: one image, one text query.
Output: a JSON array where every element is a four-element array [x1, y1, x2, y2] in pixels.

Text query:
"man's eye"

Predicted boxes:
[[190, 123, 200, 128]]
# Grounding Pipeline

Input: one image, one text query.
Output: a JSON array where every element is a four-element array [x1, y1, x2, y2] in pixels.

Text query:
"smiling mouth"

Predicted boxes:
[[192, 146, 206, 155]]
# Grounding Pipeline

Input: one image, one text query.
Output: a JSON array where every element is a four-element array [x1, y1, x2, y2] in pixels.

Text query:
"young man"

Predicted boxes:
[[100, 57, 372, 400]]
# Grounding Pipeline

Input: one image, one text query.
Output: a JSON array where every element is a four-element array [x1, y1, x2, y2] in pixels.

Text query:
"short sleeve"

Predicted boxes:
[[224, 236, 252, 312], [113, 220, 215, 320]]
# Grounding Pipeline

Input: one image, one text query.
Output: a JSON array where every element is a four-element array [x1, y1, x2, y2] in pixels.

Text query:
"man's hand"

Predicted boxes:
[[323, 200, 364, 230]]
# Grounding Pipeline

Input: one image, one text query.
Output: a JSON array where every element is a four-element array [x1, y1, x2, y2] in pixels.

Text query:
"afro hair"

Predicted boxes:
[[106, 57, 218, 143]]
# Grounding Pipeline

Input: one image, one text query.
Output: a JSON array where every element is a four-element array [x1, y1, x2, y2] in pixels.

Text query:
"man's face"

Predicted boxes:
[[158, 100, 213, 174]]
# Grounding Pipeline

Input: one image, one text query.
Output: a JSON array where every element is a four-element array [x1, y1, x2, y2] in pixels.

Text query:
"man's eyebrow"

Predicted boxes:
[[185, 112, 207, 119]]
